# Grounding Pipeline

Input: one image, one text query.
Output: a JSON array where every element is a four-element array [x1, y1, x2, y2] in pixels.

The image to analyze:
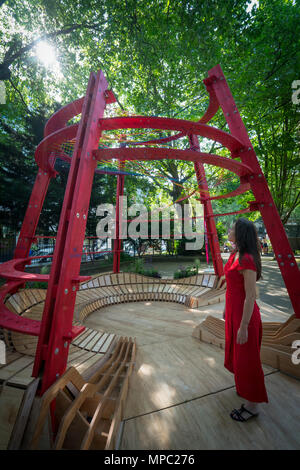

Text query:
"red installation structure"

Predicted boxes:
[[0, 65, 299, 395]]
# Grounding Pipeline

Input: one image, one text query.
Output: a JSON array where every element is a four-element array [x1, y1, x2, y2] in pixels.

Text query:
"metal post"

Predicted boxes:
[[190, 135, 224, 278], [113, 154, 125, 273], [13, 155, 57, 260], [33, 70, 110, 394]]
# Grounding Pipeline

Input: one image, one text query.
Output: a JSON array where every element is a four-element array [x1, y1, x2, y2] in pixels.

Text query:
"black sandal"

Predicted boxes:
[[230, 403, 259, 422]]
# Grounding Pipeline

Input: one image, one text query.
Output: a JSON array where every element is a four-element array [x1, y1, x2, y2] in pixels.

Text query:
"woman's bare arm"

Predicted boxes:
[[236, 269, 257, 344], [240, 269, 257, 327]]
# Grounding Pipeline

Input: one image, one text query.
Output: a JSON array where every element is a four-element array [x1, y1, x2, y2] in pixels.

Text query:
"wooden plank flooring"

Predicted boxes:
[[86, 301, 208, 347], [83, 298, 300, 450], [1, 276, 298, 450], [120, 372, 300, 450], [0, 386, 25, 450], [121, 334, 275, 418]]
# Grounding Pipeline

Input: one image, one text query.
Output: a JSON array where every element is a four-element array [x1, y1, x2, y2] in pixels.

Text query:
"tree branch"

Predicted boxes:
[[8, 78, 34, 115], [282, 191, 300, 224], [100, 68, 125, 111], [0, 116, 34, 145], [0, 22, 103, 79], [134, 162, 174, 196]]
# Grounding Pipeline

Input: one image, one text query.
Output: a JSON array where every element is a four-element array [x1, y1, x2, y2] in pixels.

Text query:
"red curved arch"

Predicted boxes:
[[127, 89, 219, 146], [207, 207, 251, 218], [207, 182, 251, 200], [94, 147, 253, 177], [200, 89, 219, 124], [0, 258, 49, 283], [58, 148, 250, 199], [0, 281, 41, 335], [35, 123, 78, 171], [44, 97, 84, 137], [98, 116, 244, 153], [37, 116, 245, 175]]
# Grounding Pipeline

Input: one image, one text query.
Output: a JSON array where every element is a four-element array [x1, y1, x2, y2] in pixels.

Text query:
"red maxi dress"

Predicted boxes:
[[224, 251, 268, 403]]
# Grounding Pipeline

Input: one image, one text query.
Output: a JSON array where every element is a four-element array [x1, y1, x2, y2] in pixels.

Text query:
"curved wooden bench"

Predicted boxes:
[[79, 271, 217, 289], [1, 288, 47, 355], [193, 314, 300, 379], [30, 336, 136, 450], [2, 289, 116, 358], [0, 282, 43, 336], [1, 272, 225, 450], [75, 271, 224, 322], [0, 259, 89, 335], [2, 271, 224, 358]]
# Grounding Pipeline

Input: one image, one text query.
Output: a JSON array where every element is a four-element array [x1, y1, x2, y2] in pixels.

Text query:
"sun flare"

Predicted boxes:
[[36, 41, 58, 68]]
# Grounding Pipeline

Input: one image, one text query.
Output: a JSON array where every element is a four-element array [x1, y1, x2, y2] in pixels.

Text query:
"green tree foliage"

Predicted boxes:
[[0, 0, 299, 244]]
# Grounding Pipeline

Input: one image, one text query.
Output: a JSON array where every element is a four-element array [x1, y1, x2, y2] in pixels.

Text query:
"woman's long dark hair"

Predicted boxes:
[[234, 218, 262, 281]]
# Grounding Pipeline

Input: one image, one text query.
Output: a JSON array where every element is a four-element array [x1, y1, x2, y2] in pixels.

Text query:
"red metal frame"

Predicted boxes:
[[32, 70, 111, 394], [190, 135, 224, 278], [94, 146, 253, 176], [113, 160, 125, 273], [97, 116, 244, 152], [0, 64, 299, 397], [205, 64, 300, 317]]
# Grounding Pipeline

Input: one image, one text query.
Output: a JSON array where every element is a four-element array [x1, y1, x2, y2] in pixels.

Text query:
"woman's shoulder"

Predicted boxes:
[[242, 252, 254, 258], [239, 252, 256, 262], [237, 252, 257, 271]]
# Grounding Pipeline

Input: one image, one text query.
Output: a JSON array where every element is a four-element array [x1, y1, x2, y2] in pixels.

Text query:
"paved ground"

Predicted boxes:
[[256, 261, 293, 315], [221, 253, 296, 316]]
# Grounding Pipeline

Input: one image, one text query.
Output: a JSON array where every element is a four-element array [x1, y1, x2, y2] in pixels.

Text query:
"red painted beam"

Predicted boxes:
[[35, 124, 78, 173], [33, 70, 110, 395], [97, 116, 244, 153], [128, 86, 219, 146], [94, 147, 253, 177], [190, 135, 224, 278], [44, 97, 84, 137], [207, 64, 300, 317]]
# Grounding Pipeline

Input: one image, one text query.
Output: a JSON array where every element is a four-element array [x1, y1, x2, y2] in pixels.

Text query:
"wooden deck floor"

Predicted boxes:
[[84, 299, 300, 450]]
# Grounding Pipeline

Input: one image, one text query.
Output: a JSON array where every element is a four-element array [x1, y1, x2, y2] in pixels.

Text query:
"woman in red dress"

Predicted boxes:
[[224, 218, 269, 422]]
